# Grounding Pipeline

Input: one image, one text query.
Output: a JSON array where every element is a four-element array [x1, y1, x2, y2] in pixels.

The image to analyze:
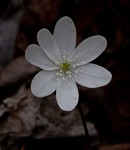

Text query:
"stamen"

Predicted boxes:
[[71, 64, 75, 68], [55, 50, 83, 80], [66, 71, 71, 75], [69, 59, 75, 63], [68, 75, 72, 78], [56, 72, 62, 76], [60, 70, 63, 73]]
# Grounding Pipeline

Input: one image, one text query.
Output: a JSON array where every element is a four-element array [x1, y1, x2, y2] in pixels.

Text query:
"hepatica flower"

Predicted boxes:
[[25, 16, 112, 111]]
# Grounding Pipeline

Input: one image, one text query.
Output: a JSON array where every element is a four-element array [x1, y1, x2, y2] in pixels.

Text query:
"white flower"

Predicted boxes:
[[25, 16, 112, 111]]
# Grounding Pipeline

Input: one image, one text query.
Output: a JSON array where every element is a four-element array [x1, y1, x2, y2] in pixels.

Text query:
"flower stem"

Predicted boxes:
[[78, 103, 91, 150]]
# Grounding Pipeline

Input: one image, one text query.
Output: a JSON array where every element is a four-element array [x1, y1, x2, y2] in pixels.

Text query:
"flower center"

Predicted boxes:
[[55, 51, 78, 80], [61, 62, 71, 72]]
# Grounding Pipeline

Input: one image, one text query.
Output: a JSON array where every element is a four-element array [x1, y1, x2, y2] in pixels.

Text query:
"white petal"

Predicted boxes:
[[74, 63, 112, 88], [31, 70, 57, 97], [53, 16, 76, 54], [37, 29, 62, 63], [72, 35, 107, 66], [25, 44, 57, 70], [56, 78, 79, 111]]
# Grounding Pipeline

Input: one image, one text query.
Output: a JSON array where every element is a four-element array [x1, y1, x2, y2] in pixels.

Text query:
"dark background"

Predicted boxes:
[[0, 0, 130, 150]]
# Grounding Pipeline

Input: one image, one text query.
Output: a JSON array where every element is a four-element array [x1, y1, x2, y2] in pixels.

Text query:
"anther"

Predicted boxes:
[[66, 71, 71, 74], [60, 70, 63, 73], [56, 73, 62, 76], [68, 75, 72, 78]]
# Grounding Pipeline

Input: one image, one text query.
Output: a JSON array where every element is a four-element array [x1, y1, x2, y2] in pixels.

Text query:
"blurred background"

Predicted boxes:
[[0, 0, 130, 149]]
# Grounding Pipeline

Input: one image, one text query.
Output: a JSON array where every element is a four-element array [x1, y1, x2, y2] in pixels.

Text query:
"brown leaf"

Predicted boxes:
[[0, 56, 39, 88]]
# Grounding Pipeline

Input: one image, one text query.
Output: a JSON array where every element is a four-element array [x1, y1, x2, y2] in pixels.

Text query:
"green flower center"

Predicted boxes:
[[61, 62, 71, 72]]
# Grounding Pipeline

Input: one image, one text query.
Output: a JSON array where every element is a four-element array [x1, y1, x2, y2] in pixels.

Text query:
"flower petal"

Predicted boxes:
[[53, 16, 76, 55], [72, 35, 107, 66], [37, 29, 62, 63], [31, 70, 57, 97], [74, 63, 112, 88], [25, 44, 57, 70], [56, 78, 79, 111]]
